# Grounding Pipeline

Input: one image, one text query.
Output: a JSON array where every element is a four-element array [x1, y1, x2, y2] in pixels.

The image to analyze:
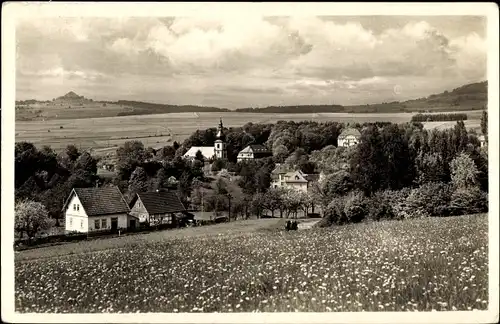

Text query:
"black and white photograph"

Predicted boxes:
[[1, 2, 499, 323]]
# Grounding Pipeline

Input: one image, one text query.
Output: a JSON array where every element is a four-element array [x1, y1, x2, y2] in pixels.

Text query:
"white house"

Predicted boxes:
[[183, 118, 227, 160], [63, 186, 137, 233], [237, 144, 272, 162], [271, 164, 318, 193], [337, 128, 361, 147]]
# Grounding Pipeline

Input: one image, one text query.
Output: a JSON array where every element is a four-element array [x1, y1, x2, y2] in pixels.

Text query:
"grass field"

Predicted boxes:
[[15, 214, 488, 313], [15, 110, 483, 156]]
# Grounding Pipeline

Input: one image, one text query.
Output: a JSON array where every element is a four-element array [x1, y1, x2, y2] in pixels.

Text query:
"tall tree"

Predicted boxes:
[[350, 126, 386, 196]]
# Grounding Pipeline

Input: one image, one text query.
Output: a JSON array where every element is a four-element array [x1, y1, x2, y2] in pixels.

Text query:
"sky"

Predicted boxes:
[[16, 16, 487, 108]]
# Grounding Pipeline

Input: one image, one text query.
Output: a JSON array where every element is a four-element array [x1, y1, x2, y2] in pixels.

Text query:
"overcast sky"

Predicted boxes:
[[16, 16, 486, 108]]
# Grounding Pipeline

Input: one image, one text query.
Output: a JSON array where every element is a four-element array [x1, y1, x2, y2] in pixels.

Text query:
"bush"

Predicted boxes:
[[323, 196, 346, 226], [367, 188, 411, 221], [449, 187, 488, 215], [405, 182, 453, 217], [343, 191, 368, 223]]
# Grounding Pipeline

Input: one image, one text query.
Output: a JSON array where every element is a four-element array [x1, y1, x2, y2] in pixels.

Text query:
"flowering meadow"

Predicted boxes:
[[15, 214, 488, 313]]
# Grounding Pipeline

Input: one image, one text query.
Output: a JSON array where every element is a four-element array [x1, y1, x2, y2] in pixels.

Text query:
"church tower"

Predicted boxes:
[[214, 118, 227, 159]]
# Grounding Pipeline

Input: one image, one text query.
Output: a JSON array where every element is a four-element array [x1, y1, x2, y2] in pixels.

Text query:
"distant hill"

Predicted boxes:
[[112, 100, 230, 116], [56, 91, 86, 101], [234, 81, 487, 114], [15, 81, 487, 121]]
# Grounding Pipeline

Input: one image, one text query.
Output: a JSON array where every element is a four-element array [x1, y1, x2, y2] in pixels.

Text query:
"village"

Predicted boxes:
[[58, 118, 362, 238]]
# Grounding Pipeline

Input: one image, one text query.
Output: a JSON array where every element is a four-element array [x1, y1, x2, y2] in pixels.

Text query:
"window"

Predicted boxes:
[[73, 204, 76, 211], [77, 204, 80, 211], [69, 217, 73, 227], [94, 219, 100, 230], [80, 220, 84, 229], [101, 219, 107, 229]]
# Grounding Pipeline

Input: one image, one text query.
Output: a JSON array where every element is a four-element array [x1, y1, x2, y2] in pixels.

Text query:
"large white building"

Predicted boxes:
[[183, 118, 227, 160], [337, 127, 361, 147]]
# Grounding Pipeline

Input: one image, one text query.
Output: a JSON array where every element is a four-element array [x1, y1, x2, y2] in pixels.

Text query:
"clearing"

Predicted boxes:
[[15, 214, 488, 312]]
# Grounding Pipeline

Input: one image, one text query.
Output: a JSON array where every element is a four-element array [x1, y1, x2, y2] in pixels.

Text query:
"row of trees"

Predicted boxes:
[[411, 113, 467, 122]]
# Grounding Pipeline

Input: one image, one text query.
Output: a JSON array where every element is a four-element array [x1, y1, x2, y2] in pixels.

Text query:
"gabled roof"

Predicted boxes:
[[338, 127, 361, 139], [131, 191, 186, 215], [183, 146, 215, 159], [248, 144, 271, 153], [283, 170, 308, 183], [272, 163, 290, 175], [63, 186, 130, 216], [238, 144, 272, 156]]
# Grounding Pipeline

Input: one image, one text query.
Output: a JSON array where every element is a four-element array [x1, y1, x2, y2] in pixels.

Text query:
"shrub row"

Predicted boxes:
[[319, 182, 488, 227], [411, 113, 467, 122]]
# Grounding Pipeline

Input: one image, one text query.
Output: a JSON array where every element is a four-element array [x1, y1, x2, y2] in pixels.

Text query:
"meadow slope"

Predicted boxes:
[[15, 214, 488, 313]]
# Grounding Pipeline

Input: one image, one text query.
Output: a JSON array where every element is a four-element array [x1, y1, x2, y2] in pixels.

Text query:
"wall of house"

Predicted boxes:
[[65, 194, 88, 233], [129, 197, 150, 223], [149, 213, 174, 226], [237, 152, 254, 161], [338, 135, 359, 147], [87, 213, 128, 232], [286, 182, 308, 193]]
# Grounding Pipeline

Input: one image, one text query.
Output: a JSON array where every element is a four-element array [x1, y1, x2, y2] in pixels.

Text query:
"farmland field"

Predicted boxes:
[[15, 110, 483, 156], [15, 214, 488, 313]]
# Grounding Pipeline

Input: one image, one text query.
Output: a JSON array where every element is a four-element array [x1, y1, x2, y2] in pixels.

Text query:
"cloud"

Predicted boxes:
[[16, 16, 487, 107]]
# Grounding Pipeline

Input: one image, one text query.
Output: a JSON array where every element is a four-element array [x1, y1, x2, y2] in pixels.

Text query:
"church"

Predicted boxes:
[[183, 118, 227, 161]]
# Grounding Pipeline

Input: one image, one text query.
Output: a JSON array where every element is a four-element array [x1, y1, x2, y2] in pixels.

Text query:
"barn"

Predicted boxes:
[[129, 191, 187, 227]]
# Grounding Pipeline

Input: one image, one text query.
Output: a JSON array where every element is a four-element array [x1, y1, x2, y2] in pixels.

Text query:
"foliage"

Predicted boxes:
[[411, 113, 467, 122], [450, 153, 479, 189], [15, 199, 51, 239], [405, 182, 453, 217], [480, 110, 487, 136], [449, 187, 488, 215], [343, 191, 369, 223]]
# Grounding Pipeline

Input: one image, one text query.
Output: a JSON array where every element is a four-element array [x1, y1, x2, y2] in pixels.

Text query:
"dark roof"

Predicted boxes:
[[305, 174, 320, 182], [132, 191, 186, 215], [249, 145, 271, 153], [67, 187, 130, 216]]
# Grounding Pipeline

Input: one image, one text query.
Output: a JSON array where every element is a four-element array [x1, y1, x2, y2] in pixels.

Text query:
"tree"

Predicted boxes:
[[127, 166, 148, 201], [481, 110, 488, 136], [74, 151, 98, 174], [350, 126, 386, 196], [15, 199, 51, 240], [116, 141, 149, 181], [195, 150, 205, 163], [65, 144, 80, 162], [272, 144, 289, 163], [450, 153, 479, 189], [211, 158, 226, 172]]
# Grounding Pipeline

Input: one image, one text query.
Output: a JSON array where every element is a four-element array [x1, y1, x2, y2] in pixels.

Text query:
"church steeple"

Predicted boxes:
[[214, 117, 227, 159], [216, 117, 224, 139]]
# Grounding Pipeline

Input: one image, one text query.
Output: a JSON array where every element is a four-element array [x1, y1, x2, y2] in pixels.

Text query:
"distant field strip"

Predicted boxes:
[[15, 111, 482, 154]]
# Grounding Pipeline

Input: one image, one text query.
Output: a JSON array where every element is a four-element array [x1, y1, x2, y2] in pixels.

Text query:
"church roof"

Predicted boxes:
[[183, 146, 215, 159]]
